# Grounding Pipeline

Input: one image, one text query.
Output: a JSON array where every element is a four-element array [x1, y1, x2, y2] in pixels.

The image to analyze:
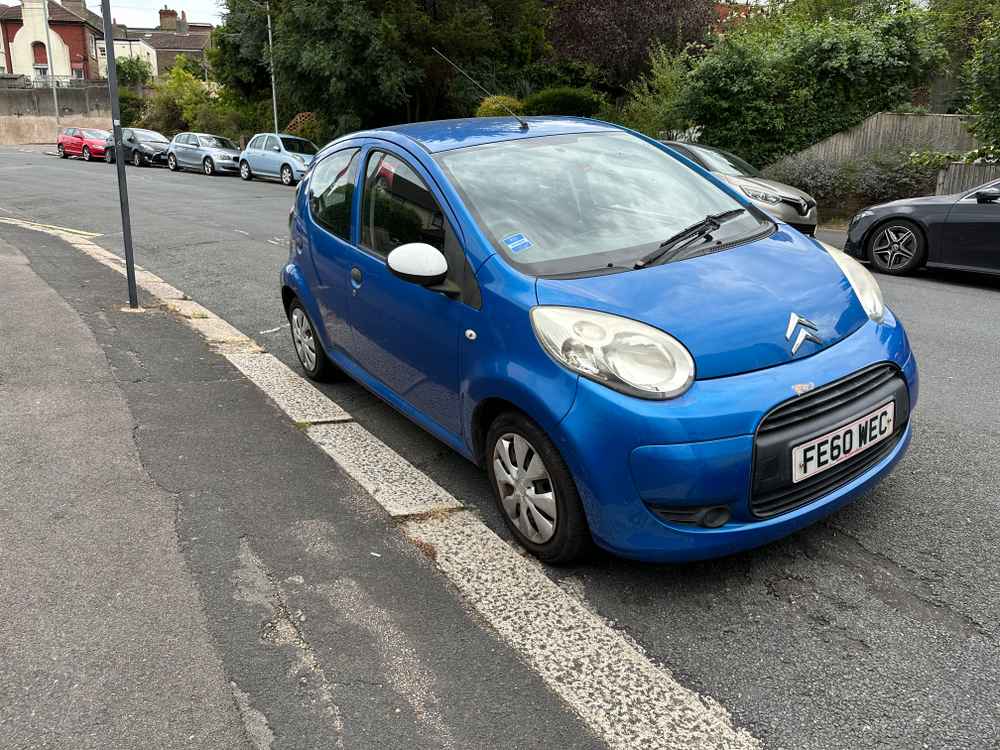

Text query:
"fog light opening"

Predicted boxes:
[[694, 506, 731, 529]]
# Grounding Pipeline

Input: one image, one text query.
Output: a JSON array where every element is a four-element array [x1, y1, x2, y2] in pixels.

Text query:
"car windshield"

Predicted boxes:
[[133, 129, 168, 143], [684, 144, 761, 178], [436, 132, 769, 275], [82, 129, 109, 139], [201, 135, 237, 150], [281, 137, 317, 155]]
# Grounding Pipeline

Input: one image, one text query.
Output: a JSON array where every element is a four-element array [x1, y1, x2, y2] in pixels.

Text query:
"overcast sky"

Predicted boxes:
[[85, 0, 225, 28]]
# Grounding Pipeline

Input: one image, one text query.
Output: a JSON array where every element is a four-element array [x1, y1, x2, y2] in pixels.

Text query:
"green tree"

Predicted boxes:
[[681, 8, 945, 165], [965, 20, 1000, 147], [115, 56, 152, 87], [619, 45, 690, 137], [140, 65, 210, 135]]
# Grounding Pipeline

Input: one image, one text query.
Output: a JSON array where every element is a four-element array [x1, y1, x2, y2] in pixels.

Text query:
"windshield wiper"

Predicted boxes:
[[634, 209, 746, 269]]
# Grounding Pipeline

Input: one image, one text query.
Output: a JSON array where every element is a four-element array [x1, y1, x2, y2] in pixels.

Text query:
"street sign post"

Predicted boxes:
[[99, 0, 138, 308]]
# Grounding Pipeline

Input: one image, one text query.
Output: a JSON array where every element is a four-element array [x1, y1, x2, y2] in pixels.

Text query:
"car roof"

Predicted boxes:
[[354, 116, 619, 154]]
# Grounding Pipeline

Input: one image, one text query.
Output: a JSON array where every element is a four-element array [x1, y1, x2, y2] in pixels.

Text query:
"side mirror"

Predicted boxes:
[[272, 145, 281, 152], [387, 243, 448, 288], [975, 187, 1000, 204]]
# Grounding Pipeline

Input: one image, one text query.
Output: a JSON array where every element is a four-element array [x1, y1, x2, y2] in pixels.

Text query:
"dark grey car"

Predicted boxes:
[[663, 141, 819, 235], [167, 132, 242, 176]]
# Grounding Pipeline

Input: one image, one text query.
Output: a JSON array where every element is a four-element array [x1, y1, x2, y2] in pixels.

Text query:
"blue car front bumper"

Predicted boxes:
[[555, 313, 917, 562]]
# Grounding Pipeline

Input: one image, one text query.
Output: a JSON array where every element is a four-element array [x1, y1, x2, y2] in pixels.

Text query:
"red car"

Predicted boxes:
[[57, 127, 111, 162]]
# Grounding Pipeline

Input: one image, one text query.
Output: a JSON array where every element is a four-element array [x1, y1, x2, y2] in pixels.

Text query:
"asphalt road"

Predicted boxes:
[[3, 147, 999, 749]]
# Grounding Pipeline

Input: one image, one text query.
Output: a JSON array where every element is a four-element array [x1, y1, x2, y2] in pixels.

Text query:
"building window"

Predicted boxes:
[[32, 41, 48, 65], [34, 65, 49, 78], [72, 67, 84, 79]]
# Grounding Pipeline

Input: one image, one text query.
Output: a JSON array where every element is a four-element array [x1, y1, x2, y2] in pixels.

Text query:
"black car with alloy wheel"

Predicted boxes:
[[845, 178, 1000, 275], [110, 128, 170, 167]]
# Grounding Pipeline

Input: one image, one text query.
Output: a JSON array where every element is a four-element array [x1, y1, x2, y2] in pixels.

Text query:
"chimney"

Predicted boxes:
[[176, 9, 187, 33], [62, 0, 87, 17], [159, 5, 178, 30], [112, 17, 127, 38]]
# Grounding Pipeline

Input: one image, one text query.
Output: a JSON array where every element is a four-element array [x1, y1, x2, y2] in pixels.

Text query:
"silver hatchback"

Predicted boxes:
[[167, 132, 242, 176], [664, 141, 818, 235]]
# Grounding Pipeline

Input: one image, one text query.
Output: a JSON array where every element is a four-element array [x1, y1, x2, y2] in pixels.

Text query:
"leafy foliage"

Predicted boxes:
[[117, 89, 145, 127], [619, 45, 690, 137], [475, 95, 525, 117], [115, 57, 152, 88], [681, 8, 945, 166], [522, 86, 604, 117], [548, 0, 715, 89], [965, 20, 1000, 148]]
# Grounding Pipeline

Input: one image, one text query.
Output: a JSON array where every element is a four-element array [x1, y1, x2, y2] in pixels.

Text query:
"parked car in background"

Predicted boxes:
[[57, 127, 111, 162], [845, 178, 1000, 276], [115, 128, 170, 167], [167, 132, 242, 176], [664, 141, 818, 235], [281, 117, 915, 565], [239, 133, 318, 186]]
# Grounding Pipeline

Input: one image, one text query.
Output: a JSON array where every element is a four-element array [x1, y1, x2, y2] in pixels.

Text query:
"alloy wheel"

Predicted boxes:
[[58, 144, 65, 158], [167, 154, 177, 170], [281, 165, 293, 186], [204, 158, 214, 176], [290, 307, 317, 371], [492, 433, 558, 544], [132, 151, 142, 167], [872, 225, 917, 271], [83, 147, 91, 161], [240, 162, 251, 180]]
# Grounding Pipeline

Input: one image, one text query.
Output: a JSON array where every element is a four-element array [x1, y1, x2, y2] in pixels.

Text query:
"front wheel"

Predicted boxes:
[[167, 153, 178, 171], [203, 157, 215, 176], [82, 146, 91, 162], [288, 300, 335, 381], [867, 219, 926, 275], [58, 144, 66, 158], [239, 161, 252, 181], [105, 148, 114, 163], [132, 150, 143, 167], [281, 164, 295, 186], [486, 412, 591, 565]]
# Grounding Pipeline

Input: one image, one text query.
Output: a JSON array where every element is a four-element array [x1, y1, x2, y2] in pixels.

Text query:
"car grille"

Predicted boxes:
[[750, 364, 907, 518], [781, 196, 814, 216]]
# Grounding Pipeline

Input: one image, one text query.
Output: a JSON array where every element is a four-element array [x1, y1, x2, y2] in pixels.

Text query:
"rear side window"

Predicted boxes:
[[361, 152, 446, 257], [309, 148, 360, 240], [248, 135, 263, 150]]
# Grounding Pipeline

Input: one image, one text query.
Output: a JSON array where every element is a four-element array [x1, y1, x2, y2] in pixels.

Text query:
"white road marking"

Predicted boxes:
[[234, 229, 251, 236], [0, 215, 762, 750], [258, 325, 283, 335]]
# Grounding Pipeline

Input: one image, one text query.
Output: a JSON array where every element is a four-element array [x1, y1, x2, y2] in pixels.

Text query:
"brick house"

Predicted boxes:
[[128, 6, 212, 75], [0, 0, 103, 81]]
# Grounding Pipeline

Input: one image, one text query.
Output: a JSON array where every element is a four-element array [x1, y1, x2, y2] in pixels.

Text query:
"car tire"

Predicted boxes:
[[867, 219, 926, 275], [132, 150, 143, 167], [105, 148, 114, 164], [240, 161, 253, 181], [82, 146, 91, 162], [203, 157, 215, 176], [486, 412, 591, 565], [288, 299, 336, 381], [281, 164, 295, 186], [58, 144, 66, 158], [167, 153, 178, 171]]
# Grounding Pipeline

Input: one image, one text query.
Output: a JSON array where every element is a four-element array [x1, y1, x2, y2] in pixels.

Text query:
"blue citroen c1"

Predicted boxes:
[[280, 117, 917, 565]]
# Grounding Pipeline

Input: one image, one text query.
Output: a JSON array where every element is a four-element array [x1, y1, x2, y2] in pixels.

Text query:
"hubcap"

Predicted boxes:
[[241, 163, 249, 178], [282, 168, 291, 184], [493, 433, 557, 544], [205, 160, 212, 174], [873, 226, 917, 270], [83, 148, 90, 160], [291, 307, 317, 371]]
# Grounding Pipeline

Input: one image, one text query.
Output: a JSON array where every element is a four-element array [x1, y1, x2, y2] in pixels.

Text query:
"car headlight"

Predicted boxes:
[[819, 242, 885, 323], [740, 183, 782, 204], [530, 306, 695, 399]]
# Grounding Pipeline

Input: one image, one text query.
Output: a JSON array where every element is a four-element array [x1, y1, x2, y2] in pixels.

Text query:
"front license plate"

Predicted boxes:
[[792, 402, 895, 483]]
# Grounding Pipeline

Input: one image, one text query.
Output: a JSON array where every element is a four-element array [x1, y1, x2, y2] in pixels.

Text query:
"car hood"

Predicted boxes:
[[718, 174, 814, 202], [869, 193, 956, 210], [534, 230, 869, 379]]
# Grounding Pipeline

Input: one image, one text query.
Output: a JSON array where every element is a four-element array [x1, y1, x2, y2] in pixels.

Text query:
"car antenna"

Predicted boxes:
[[431, 47, 529, 131]]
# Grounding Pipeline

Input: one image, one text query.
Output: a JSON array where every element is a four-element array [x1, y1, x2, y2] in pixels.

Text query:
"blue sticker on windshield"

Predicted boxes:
[[502, 233, 533, 253]]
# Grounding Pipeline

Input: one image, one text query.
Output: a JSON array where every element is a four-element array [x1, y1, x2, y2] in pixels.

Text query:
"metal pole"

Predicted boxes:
[[265, 0, 278, 133], [39, 0, 59, 122], [99, 0, 138, 308]]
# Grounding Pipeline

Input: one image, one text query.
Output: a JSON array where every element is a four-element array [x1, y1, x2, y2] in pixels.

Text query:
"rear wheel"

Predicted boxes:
[[867, 219, 926, 275], [240, 161, 252, 181], [281, 164, 295, 186], [486, 412, 591, 565], [82, 146, 91, 162], [105, 148, 114, 163], [167, 153, 178, 171], [288, 299, 335, 381], [203, 157, 215, 176], [132, 150, 143, 167]]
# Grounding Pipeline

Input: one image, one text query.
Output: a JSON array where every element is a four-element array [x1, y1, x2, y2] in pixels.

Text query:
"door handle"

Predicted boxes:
[[350, 267, 363, 288]]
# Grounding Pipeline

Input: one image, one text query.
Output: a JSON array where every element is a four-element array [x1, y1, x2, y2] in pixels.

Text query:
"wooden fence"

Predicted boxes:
[[785, 112, 978, 164], [935, 163, 1000, 195]]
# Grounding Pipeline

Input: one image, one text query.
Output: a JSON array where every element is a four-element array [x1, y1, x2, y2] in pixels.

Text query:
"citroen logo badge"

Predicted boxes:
[[786, 313, 822, 354]]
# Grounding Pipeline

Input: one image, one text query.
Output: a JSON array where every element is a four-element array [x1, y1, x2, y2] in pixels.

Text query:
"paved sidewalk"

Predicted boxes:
[[0, 239, 248, 748]]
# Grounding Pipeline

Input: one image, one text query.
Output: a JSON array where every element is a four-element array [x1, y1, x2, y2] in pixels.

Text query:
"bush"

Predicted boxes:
[[117, 89, 145, 128], [116, 57, 152, 88], [475, 95, 525, 118], [522, 86, 604, 117], [682, 9, 946, 166], [765, 151, 939, 220], [966, 20, 1000, 148], [619, 45, 690, 138]]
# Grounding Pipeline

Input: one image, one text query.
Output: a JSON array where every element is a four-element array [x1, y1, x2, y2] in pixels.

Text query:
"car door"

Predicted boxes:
[[345, 147, 470, 436], [66, 128, 82, 155], [174, 133, 191, 166], [944, 182, 1000, 271], [121, 129, 136, 162], [261, 135, 282, 177], [305, 146, 362, 351], [191, 134, 208, 167]]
